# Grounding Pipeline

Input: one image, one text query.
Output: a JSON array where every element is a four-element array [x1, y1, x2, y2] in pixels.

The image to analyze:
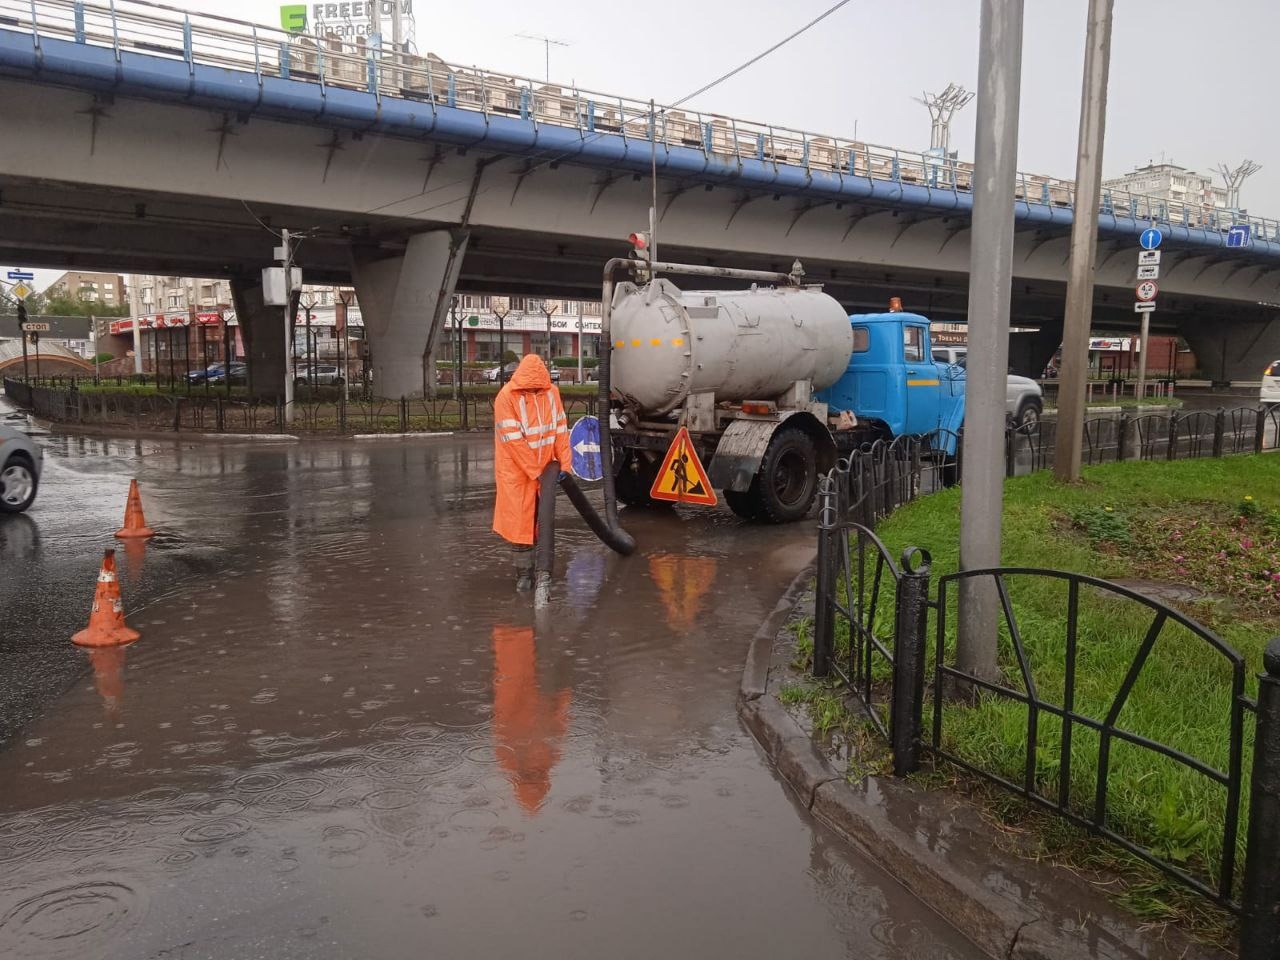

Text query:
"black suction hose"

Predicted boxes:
[[560, 473, 635, 556], [597, 259, 634, 546]]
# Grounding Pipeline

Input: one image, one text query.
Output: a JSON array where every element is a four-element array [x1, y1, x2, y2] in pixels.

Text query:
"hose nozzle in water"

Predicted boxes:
[[533, 465, 636, 609]]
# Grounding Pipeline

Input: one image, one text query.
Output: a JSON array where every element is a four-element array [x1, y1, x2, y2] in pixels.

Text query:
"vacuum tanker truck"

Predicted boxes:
[[600, 253, 967, 524]]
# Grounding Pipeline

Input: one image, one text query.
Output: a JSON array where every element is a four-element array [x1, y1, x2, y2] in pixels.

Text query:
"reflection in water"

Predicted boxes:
[[564, 550, 606, 615], [491, 624, 570, 815], [648, 553, 718, 632], [0, 514, 40, 562], [86, 647, 126, 718]]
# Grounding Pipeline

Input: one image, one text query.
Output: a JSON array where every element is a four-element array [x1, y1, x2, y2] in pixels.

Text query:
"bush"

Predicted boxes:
[[551, 356, 599, 368], [90, 352, 115, 364]]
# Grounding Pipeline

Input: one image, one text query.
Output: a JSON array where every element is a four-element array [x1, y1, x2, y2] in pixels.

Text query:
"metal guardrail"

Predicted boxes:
[[1, 0, 1277, 242], [2, 376, 597, 434], [811, 424, 1280, 950]]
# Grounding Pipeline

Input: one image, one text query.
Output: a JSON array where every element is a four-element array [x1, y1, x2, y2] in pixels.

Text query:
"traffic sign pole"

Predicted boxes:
[[1136, 306, 1152, 399], [18, 301, 29, 381]]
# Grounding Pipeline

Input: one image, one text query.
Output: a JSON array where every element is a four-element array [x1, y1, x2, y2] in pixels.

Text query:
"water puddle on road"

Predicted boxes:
[[0, 435, 980, 958]]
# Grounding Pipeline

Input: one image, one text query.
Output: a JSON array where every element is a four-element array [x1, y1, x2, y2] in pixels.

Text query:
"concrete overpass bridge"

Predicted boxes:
[[0, 0, 1277, 395]]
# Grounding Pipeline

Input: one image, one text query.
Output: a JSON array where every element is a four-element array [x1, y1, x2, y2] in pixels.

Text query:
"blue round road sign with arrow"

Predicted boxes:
[[1139, 228, 1163, 251], [569, 416, 603, 481]]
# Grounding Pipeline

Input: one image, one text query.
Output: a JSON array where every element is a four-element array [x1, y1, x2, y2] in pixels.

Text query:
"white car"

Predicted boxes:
[[932, 347, 1044, 425], [1262, 360, 1280, 406], [0, 418, 43, 514], [294, 364, 345, 387]]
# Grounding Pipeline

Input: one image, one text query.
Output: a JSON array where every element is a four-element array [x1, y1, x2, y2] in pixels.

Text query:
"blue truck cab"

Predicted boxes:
[[815, 308, 966, 454]]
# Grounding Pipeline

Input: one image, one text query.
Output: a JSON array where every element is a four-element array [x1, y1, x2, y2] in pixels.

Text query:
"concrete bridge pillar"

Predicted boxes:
[[232, 275, 297, 401], [351, 230, 467, 399], [1179, 316, 1280, 386]]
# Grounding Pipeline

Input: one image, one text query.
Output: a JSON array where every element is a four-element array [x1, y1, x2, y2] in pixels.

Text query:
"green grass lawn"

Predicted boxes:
[[868, 455, 1279, 921]]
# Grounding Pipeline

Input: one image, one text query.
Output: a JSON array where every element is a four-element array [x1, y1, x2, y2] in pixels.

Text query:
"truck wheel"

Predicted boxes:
[[748, 428, 818, 524], [723, 489, 759, 520]]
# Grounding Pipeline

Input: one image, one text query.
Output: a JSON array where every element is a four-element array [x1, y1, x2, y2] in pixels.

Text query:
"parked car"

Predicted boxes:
[[932, 349, 1044, 425], [1262, 360, 1280, 406], [206, 362, 247, 385], [0, 418, 42, 514], [187, 362, 226, 384], [484, 361, 519, 383], [295, 364, 345, 387]]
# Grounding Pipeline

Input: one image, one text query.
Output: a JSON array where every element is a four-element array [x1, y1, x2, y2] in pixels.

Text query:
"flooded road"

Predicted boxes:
[[0, 433, 981, 959]]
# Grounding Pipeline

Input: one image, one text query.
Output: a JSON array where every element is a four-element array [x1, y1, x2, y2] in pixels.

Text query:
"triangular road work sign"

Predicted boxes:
[[650, 427, 718, 506]]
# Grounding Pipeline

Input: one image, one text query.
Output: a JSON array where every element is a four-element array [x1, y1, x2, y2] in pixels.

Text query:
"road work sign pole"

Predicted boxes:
[[957, 0, 1025, 685], [1053, 0, 1115, 481]]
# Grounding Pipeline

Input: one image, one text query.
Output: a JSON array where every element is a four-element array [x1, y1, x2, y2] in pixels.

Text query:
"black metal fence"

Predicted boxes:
[[2, 377, 598, 435], [811, 429, 1280, 954]]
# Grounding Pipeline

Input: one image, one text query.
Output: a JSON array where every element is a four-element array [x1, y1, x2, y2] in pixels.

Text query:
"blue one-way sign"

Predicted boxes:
[[1139, 228, 1163, 250], [1226, 224, 1252, 248], [569, 416, 603, 481], [6, 270, 34, 281]]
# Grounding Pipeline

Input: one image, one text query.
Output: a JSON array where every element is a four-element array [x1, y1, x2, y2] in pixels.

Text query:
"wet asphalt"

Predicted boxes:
[[0, 431, 981, 959]]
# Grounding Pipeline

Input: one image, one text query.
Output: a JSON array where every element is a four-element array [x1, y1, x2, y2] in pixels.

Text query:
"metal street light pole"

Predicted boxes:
[[542, 299, 559, 363], [576, 300, 584, 384], [451, 297, 463, 402], [1054, 0, 1115, 481], [957, 0, 1025, 685]]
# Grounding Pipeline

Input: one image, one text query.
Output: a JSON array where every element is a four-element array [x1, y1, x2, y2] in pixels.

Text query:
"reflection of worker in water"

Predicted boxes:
[[492, 355, 572, 591], [491, 624, 571, 814]]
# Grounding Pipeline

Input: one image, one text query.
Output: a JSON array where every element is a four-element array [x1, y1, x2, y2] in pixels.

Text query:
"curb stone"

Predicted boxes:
[[739, 564, 1228, 960]]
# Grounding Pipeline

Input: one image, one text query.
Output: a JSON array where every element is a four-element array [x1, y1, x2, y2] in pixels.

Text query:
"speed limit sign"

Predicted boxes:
[[1135, 280, 1158, 302]]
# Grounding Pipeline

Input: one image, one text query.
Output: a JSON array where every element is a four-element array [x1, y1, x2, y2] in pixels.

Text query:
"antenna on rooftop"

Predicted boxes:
[[1215, 160, 1261, 210], [515, 33, 570, 84], [914, 83, 974, 154]]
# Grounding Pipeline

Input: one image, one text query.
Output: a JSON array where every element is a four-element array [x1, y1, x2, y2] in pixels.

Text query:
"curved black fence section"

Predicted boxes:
[[932, 568, 1251, 909], [809, 428, 1280, 952]]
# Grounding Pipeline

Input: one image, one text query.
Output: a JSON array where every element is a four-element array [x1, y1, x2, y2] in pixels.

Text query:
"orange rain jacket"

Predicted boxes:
[[492, 355, 573, 545]]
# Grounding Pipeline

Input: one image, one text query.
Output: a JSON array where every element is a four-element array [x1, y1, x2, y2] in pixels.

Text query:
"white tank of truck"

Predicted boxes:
[[609, 278, 853, 414]]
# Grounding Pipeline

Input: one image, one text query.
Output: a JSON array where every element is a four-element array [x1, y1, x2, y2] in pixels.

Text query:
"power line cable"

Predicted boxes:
[[671, 0, 854, 108]]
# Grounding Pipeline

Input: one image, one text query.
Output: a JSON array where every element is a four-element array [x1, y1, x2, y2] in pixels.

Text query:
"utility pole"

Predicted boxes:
[[576, 299, 584, 385], [492, 297, 510, 385], [451, 296, 463, 402], [336, 288, 352, 402], [1053, 0, 1115, 481], [278, 228, 296, 423], [540, 299, 559, 362], [516, 33, 569, 84], [957, 0, 1025, 685]]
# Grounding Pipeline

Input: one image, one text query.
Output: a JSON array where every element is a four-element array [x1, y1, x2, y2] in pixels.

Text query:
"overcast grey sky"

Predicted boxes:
[[10, 0, 1276, 290]]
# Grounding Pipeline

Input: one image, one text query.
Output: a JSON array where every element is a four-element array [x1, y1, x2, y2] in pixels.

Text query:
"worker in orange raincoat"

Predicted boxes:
[[493, 354, 572, 590]]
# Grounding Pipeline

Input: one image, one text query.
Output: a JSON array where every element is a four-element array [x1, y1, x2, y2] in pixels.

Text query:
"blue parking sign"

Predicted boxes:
[[569, 416, 603, 481]]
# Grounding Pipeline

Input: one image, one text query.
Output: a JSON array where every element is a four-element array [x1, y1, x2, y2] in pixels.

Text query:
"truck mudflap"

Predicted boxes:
[[707, 412, 835, 493]]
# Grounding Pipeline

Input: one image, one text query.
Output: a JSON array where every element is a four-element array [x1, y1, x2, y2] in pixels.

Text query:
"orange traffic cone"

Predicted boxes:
[[72, 549, 141, 648], [114, 479, 155, 539]]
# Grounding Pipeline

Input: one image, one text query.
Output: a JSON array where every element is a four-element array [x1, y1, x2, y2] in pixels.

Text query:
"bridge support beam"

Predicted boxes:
[[232, 275, 297, 402], [1008, 321, 1062, 378], [1179, 316, 1280, 386], [351, 230, 467, 399]]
